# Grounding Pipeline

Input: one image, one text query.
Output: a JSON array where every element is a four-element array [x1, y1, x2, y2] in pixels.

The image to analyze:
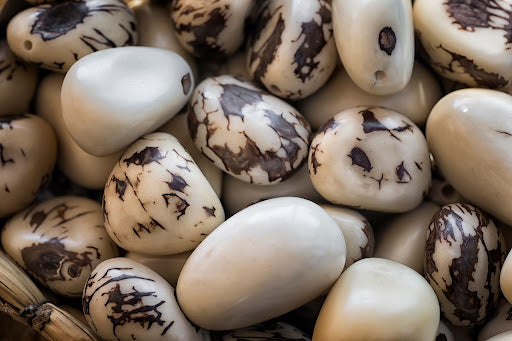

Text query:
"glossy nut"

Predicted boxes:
[[332, 0, 414, 95], [247, 0, 337, 100], [308, 106, 431, 212], [0, 114, 57, 218], [7, 0, 137, 72], [1, 196, 119, 297]]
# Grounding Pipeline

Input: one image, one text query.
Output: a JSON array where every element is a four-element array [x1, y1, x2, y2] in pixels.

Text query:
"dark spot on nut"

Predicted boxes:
[[378, 27, 396, 55], [31, 1, 90, 41], [181, 73, 191, 95], [348, 147, 372, 172]]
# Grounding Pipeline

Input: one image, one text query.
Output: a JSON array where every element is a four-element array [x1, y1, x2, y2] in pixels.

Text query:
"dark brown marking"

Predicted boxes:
[[110, 175, 127, 201], [219, 83, 263, 123], [415, 161, 423, 171], [123, 147, 166, 166], [31, 1, 90, 41], [203, 206, 216, 217], [316, 117, 341, 135], [166, 174, 188, 193], [310, 143, 322, 175], [436, 334, 448, 341], [497, 130, 512, 136], [0, 144, 14, 166], [162, 193, 189, 220], [181, 73, 191, 95], [0, 114, 28, 130], [378, 27, 396, 55], [348, 147, 372, 172], [395, 161, 412, 183], [360, 110, 413, 141]]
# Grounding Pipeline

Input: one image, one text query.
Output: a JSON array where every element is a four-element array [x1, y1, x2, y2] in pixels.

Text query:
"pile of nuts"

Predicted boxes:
[[1, 0, 512, 340]]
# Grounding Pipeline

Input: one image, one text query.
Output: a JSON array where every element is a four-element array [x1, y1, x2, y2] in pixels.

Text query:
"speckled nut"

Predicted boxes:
[[1, 196, 119, 297], [0, 114, 57, 218], [177, 197, 346, 330], [313, 258, 440, 341], [308, 106, 431, 212], [188, 75, 311, 185], [374, 201, 439, 273], [61, 46, 194, 156], [297, 62, 442, 130], [36, 73, 123, 190], [320, 205, 374, 269], [501, 249, 512, 304], [332, 0, 414, 95], [0, 41, 38, 117], [436, 320, 454, 341], [425, 203, 506, 327], [478, 300, 512, 341], [7, 0, 137, 72], [414, 0, 512, 88], [103, 132, 224, 256], [427, 89, 512, 226], [170, 0, 254, 59], [247, 0, 337, 100], [82, 257, 210, 341], [218, 321, 310, 340]]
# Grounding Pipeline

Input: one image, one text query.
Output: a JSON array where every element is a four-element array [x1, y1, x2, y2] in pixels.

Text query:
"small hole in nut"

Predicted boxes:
[[23, 40, 33, 51], [441, 184, 455, 197], [374, 70, 385, 82]]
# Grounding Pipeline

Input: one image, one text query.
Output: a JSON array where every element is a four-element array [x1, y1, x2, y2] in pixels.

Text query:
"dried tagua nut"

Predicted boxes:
[[332, 0, 414, 95], [217, 321, 310, 340], [0, 40, 38, 117], [1, 196, 119, 297], [7, 0, 137, 72], [83, 257, 210, 341], [170, 0, 254, 59], [313, 258, 440, 341], [308, 106, 431, 212], [61, 46, 194, 156], [414, 0, 512, 88], [247, 0, 337, 100], [188, 75, 311, 185], [0, 114, 57, 218], [425, 203, 506, 327], [103, 132, 224, 256]]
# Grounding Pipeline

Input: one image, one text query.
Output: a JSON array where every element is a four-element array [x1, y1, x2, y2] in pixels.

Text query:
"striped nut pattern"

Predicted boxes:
[[103, 132, 224, 256], [425, 203, 506, 327], [170, 0, 254, 59], [1, 196, 119, 297], [308, 106, 430, 212], [217, 321, 310, 340], [83, 257, 210, 341], [188, 75, 311, 185], [7, 0, 137, 72], [247, 0, 337, 100]]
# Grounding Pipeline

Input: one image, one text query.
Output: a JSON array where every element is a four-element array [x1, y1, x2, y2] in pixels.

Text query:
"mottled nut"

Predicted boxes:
[[36, 73, 122, 190], [1, 196, 119, 297], [313, 258, 440, 341], [188, 75, 311, 185], [61, 46, 194, 156], [83, 257, 210, 341], [425, 203, 506, 327], [436, 320, 454, 341], [125, 251, 191, 287], [7, 0, 137, 72], [158, 112, 222, 197], [218, 321, 310, 340], [0, 41, 38, 117], [177, 197, 346, 330], [170, 0, 254, 59], [414, 0, 512, 88], [222, 162, 322, 216], [297, 62, 442, 129], [332, 0, 414, 95], [103, 132, 224, 255], [374, 201, 440, 273], [478, 300, 512, 341], [427, 89, 512, 226], [0, 114, 57, 218], [308, 106, 431, 212], [247, 0, 337, 100], [320, 205, 374, 269]]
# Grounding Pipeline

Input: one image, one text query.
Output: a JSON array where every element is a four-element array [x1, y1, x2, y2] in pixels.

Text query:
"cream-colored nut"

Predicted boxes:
[[0, 41, 38, 117], [427, 178, 465, 207], [36, 73, 122, 190], [125, 251, 191, 287], [426, 89, 512, 226], [1, 196, 119, 297], [414, 0, 512, 88], [219, 322, 310, 340], [188, 75, 311, 185], [425, 203, 506, 327], [313, 258, 440, 341], [374, 201, 440, 273], [501, 250, 512, 305], [170, 0, 254, 58], [222, 162, 322, 216], [297, 62, 442, 129], [308, 106, 431, 212], [0, 114, 57, 218], [7, 0, 137, 72], [103, 132, 224, 256], [83, 257, 210, 341], [247, 0, 337, 100], [320, 205, 374, 269], [158, 113, 222, 197], [478, 300, 512, 341], [437, 320, 454, 341], [332, 0, 414, 95], [61, 46, 194, 156], [177, 197, 346, 330]]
